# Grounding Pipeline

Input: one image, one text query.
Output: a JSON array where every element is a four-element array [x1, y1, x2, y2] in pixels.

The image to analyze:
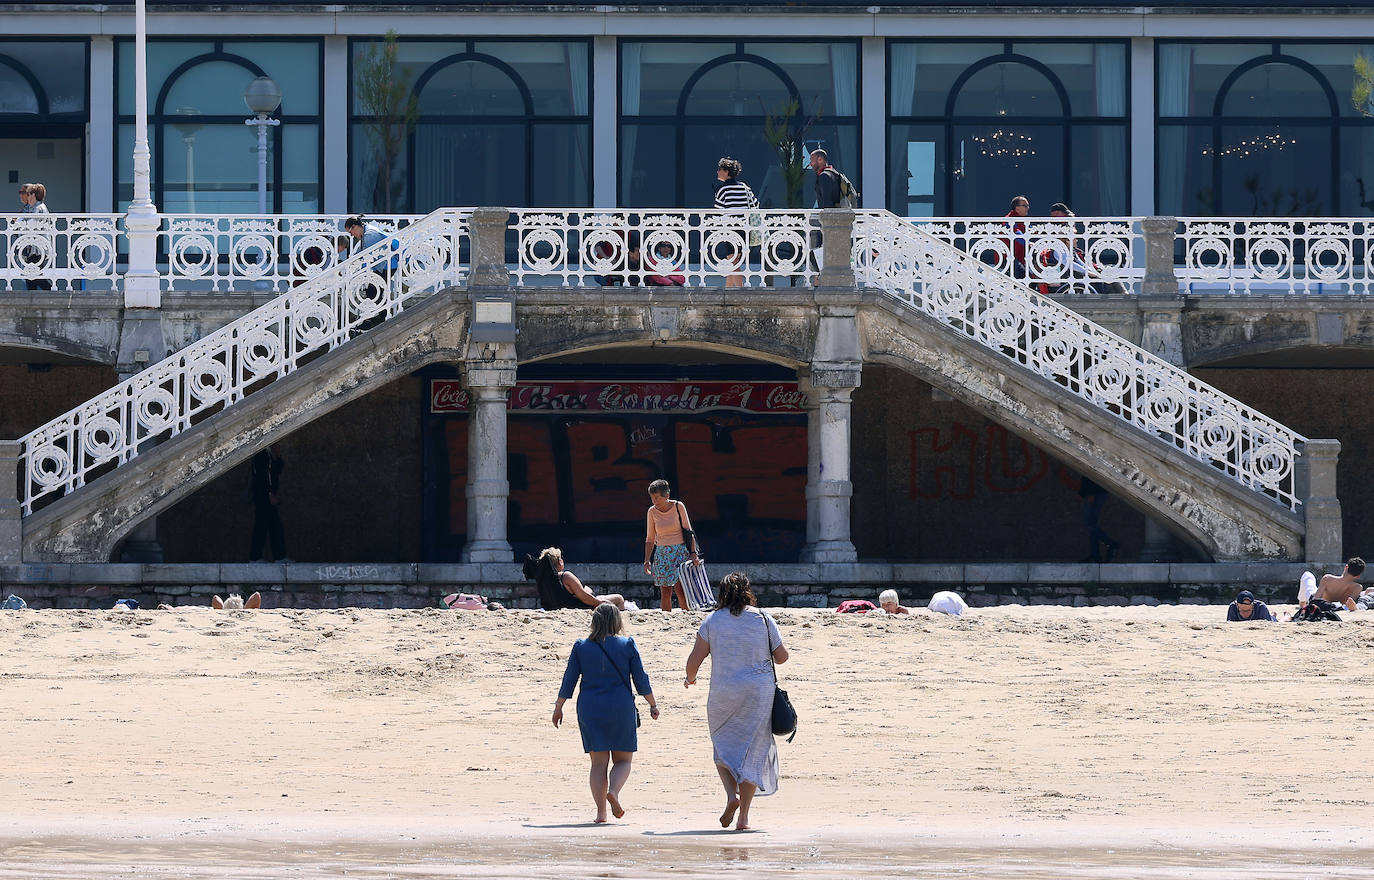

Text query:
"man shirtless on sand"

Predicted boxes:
[[1307, 557, 1364, 612]]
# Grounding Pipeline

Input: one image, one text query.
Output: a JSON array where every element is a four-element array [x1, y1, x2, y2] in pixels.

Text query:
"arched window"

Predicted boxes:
[[1157, 42, 1374, 216], [0, 56, 44, 115], [115, 39, 323, 213], [350, 39, 591, 213], [0, 41, 88, 210], [621, 41, 861, 208], [888, 41, 1129, 216]]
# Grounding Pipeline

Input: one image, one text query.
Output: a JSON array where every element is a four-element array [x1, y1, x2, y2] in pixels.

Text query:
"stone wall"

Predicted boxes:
[[0, 363, 117, 438]]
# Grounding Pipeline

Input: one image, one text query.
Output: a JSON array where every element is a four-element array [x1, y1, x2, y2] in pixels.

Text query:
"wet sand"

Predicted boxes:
[[2, 605, 1372, 878]]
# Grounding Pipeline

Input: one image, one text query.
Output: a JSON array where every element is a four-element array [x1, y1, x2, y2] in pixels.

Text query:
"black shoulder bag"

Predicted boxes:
[[675, 501, 699, 556], [763, 614, 797, 742], [594, 639, 641, 728]]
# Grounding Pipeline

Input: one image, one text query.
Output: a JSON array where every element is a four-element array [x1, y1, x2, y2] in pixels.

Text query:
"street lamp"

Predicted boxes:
[[171, 106, 202, 212], [243, 75, 281, 214]]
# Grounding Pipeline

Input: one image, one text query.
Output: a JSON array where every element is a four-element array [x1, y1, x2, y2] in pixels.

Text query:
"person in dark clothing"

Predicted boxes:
[[810, 148, 842, 209], [1226, 590, 1275, 622], [249, 446, 287, 562], [1078, 475, 1120, 563]]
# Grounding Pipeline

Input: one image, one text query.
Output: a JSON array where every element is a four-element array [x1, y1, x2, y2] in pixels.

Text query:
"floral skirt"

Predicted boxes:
[[651, 542, 691, 587]]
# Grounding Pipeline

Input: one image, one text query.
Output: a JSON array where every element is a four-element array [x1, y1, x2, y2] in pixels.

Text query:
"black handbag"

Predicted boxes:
[[675, 501, 698, 555], [595, 639, 641, 728], [763, 614, 797, 742]]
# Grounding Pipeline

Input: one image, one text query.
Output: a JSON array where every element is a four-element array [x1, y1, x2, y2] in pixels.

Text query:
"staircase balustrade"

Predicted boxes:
[[17, 208, 469, 515], [854, 211, 1306, 511]]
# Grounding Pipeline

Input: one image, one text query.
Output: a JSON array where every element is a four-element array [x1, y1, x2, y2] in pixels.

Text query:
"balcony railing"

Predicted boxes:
[[1178, 218, 1374, 295], [0, 214, 123, 293]]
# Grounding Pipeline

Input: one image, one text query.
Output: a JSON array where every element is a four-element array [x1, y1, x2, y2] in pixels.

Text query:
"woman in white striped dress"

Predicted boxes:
[[713, 157, 758, 288]]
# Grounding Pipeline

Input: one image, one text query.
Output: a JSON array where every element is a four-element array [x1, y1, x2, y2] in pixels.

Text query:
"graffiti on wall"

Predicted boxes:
[[910, 422, 1077, 500]]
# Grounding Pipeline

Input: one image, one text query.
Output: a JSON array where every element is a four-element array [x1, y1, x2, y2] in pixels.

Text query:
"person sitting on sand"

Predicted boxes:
[[877, 589, 909, 615], [526, 548, 626, 611], [213, 592, 262, 610], [1226, 590, 1274, 622], [1311, 557, 1364, 612], [927, 590, 967, 616]]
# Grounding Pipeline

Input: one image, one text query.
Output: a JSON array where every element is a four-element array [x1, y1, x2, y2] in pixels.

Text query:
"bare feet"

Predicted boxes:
[[607, 792, 625, 819], [593, 816, 608, 824], [735, 823, 751, 832], [720, 799, 740, 828]]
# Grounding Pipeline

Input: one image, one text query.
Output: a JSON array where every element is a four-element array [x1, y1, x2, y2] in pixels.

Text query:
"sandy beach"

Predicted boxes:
[[2, 604, 1372, 878]]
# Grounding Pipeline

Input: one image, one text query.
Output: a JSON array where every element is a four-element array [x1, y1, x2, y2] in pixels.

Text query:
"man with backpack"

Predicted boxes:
[[808, 149, 858, 280]]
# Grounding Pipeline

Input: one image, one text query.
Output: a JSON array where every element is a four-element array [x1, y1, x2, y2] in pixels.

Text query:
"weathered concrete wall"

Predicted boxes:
[[0, 294, 123, 365], [1185, 301, 1374, 366], [852, 364, 1148, 562], [155, 377, 425, 563], [0, 364, 119, 438]]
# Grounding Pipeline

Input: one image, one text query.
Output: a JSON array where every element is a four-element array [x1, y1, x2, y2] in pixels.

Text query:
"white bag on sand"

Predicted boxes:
[[1298, 571, 1318, 604], [928, 591, 968, 616]]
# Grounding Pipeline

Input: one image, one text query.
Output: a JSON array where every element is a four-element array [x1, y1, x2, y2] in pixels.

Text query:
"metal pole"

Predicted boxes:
[[256, 115, 268, 214], [123, 0, 161, 308], [131, 0, 151, 210]]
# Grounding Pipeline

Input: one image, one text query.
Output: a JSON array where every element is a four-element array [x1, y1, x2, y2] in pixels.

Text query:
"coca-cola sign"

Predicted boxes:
[[430, 380, 803, 414]]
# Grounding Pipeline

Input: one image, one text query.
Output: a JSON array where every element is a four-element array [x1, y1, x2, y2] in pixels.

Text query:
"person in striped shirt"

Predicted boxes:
[[713, 157, 758, 288]]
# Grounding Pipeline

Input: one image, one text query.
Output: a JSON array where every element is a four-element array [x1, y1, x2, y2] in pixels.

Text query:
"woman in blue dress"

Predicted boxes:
[[553, 603, 659, 823]]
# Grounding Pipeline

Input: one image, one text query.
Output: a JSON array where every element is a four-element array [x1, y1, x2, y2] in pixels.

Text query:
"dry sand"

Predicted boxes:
[[2, 604, 1373, 878]]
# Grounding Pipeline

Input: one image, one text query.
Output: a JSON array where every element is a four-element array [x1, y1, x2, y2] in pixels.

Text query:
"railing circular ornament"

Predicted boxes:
[[702, 229, 746, 273], [1085, 356, 1135, 405], [1187, 236, 1231, 280], [231, 234, 276, 279], [69, 233, 116, 274], [344, 272, 389, 319], [28, 442, 71, 489], [1141, 382, 1187, 432], [291, 235, 338, 278], [1246, 236, 1291, 282], [979, 301, 1028, 347], [1085, 237, 1131, 281], [1027, 237, 1067, 281], [923, 276, 975, 320], [11, 234, 52, 276], [966, 237, 1011, 273], [580, 229, 624, 273], [401, 237, 449, 290], [170, 233, 217, 278], [241, 325, 283, 377], [293, 299, 338, 347], [521, 229, 565, 274], [135, 385, 177, 433], [642, 231, 686, 271], [1305, 237, 1350, 282], [1249, 440, 1293, 488], [1196, 411, 1240, 458], [79, 414, 124, 462], [187, 356, 231, 403], [765, 228, 807, 273], [1029, 323, 1081, 375]]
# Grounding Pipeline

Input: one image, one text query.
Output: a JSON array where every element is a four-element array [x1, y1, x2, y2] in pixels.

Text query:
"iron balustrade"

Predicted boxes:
[[1178, 218, 1374, 295], [0, 214, 123, 293]]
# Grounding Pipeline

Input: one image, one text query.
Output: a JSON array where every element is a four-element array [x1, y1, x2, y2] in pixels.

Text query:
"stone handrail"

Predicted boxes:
[[854, 210, 1307, 511], [0, 213, 123, 293], [17, 208, 470, 515]]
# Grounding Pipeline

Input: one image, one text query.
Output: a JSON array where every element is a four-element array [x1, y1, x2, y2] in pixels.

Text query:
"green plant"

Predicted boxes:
[[356, 30, 419, 212], [761, 98, 822, 209], [1354, 52, 1374, 117]]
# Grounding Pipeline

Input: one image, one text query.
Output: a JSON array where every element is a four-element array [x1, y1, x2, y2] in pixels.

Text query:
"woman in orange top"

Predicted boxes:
[[642, 479, 700, 611]]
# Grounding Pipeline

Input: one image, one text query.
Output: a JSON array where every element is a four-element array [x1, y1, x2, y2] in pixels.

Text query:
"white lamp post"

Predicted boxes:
[[172, 106, 202, 213], [123, 0, 160, 309], [243, 75, 281, 214]]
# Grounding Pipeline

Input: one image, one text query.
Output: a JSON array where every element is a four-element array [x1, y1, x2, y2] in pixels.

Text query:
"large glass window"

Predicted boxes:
[[0, 40, 88, 211], [887, 41, 1128, 217], [349, 39, 591, 213], [621, 40, 860, 208], [115, 39, 323, 213], [1157, 42, 1374, 216]]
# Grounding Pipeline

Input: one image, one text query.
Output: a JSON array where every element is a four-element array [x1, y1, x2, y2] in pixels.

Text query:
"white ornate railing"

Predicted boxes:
[[18, 209, 469, 515], [0, 213, 123, 292], [1178, 218, 1373, 295], [159, 213, 423, 293], [512, 209, 814, 288], [905, 216, 1144, 295], [856, 211, 1305, 510]]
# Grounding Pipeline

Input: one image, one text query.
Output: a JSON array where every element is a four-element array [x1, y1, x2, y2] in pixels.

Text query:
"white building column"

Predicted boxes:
[[1129, 37, 1155, 215], [860, 36, 886, 210], [807, 308, 862, 563], [88, 37, 115, 213], [592, 35, 618, 208], [461, 352, 516, 563], [797, 369, 821, 561], [323, 36, 349, 214]]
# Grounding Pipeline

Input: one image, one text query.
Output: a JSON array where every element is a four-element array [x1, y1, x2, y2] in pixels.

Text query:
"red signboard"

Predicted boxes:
[[430, 380, 804, 414]]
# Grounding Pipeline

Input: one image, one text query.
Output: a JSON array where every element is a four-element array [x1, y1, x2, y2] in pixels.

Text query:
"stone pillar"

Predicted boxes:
[[817, 209, 856, 289], [1302, 439, 1342, 565], [114, 318, 169, 563], [462, 349, 517, 562], [1138, 216, 1183, 366], [0, 440, 21, 563], [797, 370, 821, 561], [807, 307, 862, 563], [468, 207, 512, 290]]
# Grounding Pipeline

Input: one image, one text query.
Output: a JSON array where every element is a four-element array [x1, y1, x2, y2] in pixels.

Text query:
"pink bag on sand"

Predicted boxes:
[[443, 593, 487, 611]]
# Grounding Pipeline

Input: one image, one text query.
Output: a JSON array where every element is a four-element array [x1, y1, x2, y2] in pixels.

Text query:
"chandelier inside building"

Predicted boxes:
[[1202, 131, 1299, 158], [972, 128, 1036, 164]]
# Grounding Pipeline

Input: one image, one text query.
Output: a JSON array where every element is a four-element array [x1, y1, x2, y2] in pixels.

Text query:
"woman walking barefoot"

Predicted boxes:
[[684, 572, 788, 831], [553, 603, 659, 822], [643, 479, 699, 611]]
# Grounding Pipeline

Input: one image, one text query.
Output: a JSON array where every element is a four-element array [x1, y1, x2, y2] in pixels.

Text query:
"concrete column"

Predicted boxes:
[[1139, 519, 1180, 563], [1129, 37, 1155, 216], [860, 36, 886, 210], [797, 370, 821, 561], [1302, 439, 1342, 565], [807, 324, 861, 562], [462, 351, 517, 563], [323, 36, 349, 214], [468, 207, 511, 290], [113, 320, 169, 563], [592, 36, 618, 208], [88, 37, 115, 213], [0, 440, 20, 563], [1138, 216, 1183, 366], [818, 209, 855, 289]]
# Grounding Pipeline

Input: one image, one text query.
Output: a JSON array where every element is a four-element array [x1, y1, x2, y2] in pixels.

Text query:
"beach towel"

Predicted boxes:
[[679, 560, 715, 611], [928, 591, 968, 616], [1298, 571, 1318, 604]]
